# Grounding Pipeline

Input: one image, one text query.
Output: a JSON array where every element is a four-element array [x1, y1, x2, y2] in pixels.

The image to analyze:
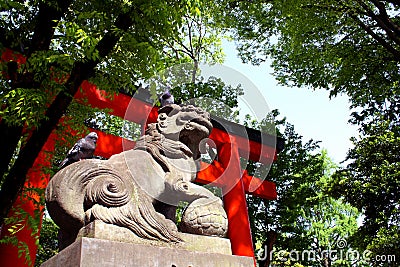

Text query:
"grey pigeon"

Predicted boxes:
[[59, 132, 98, 169], [159, 90, 174, 106]]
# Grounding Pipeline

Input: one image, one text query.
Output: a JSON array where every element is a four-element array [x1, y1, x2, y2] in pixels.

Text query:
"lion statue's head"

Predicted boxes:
[[139, 104, 212, 160]]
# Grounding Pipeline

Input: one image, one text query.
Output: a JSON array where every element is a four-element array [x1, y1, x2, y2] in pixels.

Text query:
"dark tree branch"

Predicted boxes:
[[27, 0, 73, 56], [1, 0, 72, 85], [0, 8, 136, 225], [356, 0, 400, 47], [0, 28, 15, 51], [370, 0, 400, 36], [0, 122, 23, 182], [261, 230, 277, 267], [382, 0, 400, 7], [348, 12, 400, 60]]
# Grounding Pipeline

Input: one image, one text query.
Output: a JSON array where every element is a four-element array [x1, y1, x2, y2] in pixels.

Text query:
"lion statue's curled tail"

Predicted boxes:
[[46, 159, 181, 250]]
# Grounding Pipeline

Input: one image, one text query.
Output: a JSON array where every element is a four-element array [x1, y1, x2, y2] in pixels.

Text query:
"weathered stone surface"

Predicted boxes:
[[180, 198, 228, 237], [77, 220, 232, 255], [41, 237, 254, 267], [46, 104, 228, 250]]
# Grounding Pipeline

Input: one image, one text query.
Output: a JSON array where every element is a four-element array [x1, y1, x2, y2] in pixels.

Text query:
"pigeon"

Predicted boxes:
[[59, 132, 98, 169], [159, 90, 174, 106]]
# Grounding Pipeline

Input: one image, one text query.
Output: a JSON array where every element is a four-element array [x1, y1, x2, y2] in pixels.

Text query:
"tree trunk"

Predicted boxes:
[[261, 230, 277, 267], [323, 255, 331, 267], [0, 122, 23, 180], [191, 59, 199, 83]]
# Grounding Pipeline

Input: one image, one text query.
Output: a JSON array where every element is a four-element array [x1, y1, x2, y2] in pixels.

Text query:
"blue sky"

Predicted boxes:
[[219, 41, 358, 164]]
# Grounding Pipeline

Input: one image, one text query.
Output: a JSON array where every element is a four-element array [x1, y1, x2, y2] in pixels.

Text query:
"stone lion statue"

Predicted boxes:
[[46, 104, 227, 250]]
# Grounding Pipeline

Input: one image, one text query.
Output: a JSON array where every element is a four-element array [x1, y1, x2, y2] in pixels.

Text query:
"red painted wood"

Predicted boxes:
[[217, 141, 255, 259], [195, 161, 225, 186], [77, 84, 277, 163], [242, 170, 277, 200], [1, 48, 26, 64], [209, 128, 277, 165], [196, 162, 276, 200], [90, 129, 135, 158], [91, 132, 277, 199], [76, 82, 158, 126]]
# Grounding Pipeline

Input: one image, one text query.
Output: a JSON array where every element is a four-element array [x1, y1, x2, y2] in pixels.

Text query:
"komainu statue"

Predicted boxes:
[[46, 104, 228, 250]]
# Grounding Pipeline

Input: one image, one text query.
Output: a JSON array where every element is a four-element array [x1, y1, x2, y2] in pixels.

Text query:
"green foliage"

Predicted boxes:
[[86, 112, 142, 141], [146, 62, 244, 121], [225, 1, 400, 264], [3, 1, 397, 266], [229, 0, 400, 110], [0, 86, 57, 128], [0, 186, 45, 266], [34, 216, 59, 267], [0, 0, 226, 139], [172, 75, 243, 121], [162, 1, 227, 66], [245, 111, 360, 267], [329, 120, 400, 262]]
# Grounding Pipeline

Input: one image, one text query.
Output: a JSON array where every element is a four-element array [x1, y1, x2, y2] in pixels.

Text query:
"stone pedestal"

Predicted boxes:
[[41, 221, 254, 267], [76, 220, 232, 255], [41, 237, 254, 267]]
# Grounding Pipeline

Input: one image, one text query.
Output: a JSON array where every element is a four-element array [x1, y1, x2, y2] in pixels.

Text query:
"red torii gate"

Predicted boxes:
[[0, 49, 283, 266]]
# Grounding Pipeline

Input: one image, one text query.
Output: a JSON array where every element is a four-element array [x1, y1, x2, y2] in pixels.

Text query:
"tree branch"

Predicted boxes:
[[370, 0, 400, 36], [0, 122, 23, 182], [382, 0, 400, 7], [27, 0, 73, 56], [188, 18, 194, 57], [348, 12, 400, 60], [356, 0, 400, 47]]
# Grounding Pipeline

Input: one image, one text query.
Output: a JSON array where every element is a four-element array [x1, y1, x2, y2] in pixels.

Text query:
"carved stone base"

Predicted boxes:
[[76, 220, 231, 255], [40, 237, 254, 267]]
